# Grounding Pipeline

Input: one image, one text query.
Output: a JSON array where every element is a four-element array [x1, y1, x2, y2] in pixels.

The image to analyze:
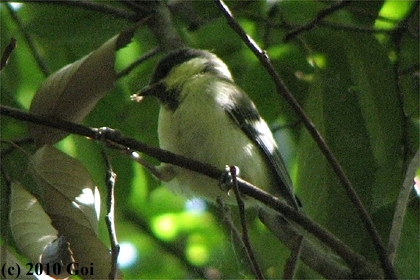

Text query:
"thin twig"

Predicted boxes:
[[388, 149, 418, 264], [117, 0, 141, 12], [0, 37, 17, 72], [145, 1, 186, 51], [116, 47, 160, 79], [5, 3, 50, 76], [0, 138, 34, 157], [30, 0, 138, 21], [384, 3, 418, 265], [216, 198, 256, 277], [245, 13, 398, 35], [102, 149, 120, 280], [230, 166, 264, 280], [284, 0, 352, 41], [347, 5, 405, 24], [318, 22, 397, 34], [0, 104, 379, 277], [258, 210, 357, 279], [282, 235, 303, 280], [392, 1, 420, 166], [213, 1, 397, 279]]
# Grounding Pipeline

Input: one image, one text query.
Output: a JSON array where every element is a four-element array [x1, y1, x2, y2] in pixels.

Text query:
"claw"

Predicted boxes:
[[218, 165, 240, 193]]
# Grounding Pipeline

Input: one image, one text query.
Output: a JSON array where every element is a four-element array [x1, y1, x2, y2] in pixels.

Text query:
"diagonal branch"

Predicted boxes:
[[102, 149, 120, 280], [230, 166, 264, 279], [388, 149, 418, 263], [24, 0, 138, 21], [0, 38, 17, 72], [213, 1, 397, 279], [5, 3, 50, 76], [284, 0, 353, 41], [0, 104, 381, 278]]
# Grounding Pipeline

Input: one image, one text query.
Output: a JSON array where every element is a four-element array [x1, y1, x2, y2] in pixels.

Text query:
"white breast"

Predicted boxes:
[[157, 77, 274, 205]]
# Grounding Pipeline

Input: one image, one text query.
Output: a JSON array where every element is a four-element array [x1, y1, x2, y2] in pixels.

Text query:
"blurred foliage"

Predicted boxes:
[[1, 1, 419, 279]]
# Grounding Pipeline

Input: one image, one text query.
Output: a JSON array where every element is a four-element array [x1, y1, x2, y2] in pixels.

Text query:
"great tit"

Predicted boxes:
[[133, 48, 300, 210]]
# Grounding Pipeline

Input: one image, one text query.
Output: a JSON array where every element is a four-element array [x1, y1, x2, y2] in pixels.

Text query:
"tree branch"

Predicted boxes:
[[284, 0, 353, 41], [113, 1, 186, 50], [5, 3, 50, 76], [0, 38, 17, 72], [216, 198, 259, 278], [102, 149, 120, 280], [213, 1, 397, 279], [0, 104, 381, 277], [230, 166, 264, 279], [23, 0, 138, 21], [259, 211, 355, 279], [282, 234, 302, 280], [391, 0, 420, 167], [388, 149, 418, 263], [144, 1, 186, 50], [116, 47, 161, 79]]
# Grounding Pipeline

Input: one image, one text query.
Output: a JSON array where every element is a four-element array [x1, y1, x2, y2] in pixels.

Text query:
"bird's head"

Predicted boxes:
[[133, 48, 232, 110]]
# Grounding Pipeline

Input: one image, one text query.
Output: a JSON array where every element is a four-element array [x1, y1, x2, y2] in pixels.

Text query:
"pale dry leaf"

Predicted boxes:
[[29, 25, 137, 145], [29, 145, 114, 279], [29, 145, 101, 233], [0, 245, 39, 279], [51, 215, 117, 280], [9, 181, 58, 263]]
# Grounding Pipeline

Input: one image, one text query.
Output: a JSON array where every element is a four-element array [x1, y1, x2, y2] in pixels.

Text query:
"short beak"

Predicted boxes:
[[131, 82, 164, 102]]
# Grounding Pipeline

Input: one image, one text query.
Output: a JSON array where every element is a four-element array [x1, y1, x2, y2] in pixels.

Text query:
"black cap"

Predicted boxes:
[[150, 48, 218, 84]]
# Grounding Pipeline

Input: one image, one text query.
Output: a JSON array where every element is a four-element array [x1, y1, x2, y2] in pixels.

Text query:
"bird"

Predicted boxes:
[[132, 48, 300, 210]]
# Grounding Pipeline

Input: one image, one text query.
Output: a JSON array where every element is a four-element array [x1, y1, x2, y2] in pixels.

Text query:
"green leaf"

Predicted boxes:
[[344, 33, 403, 209], [296, 28, 378, 252]]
